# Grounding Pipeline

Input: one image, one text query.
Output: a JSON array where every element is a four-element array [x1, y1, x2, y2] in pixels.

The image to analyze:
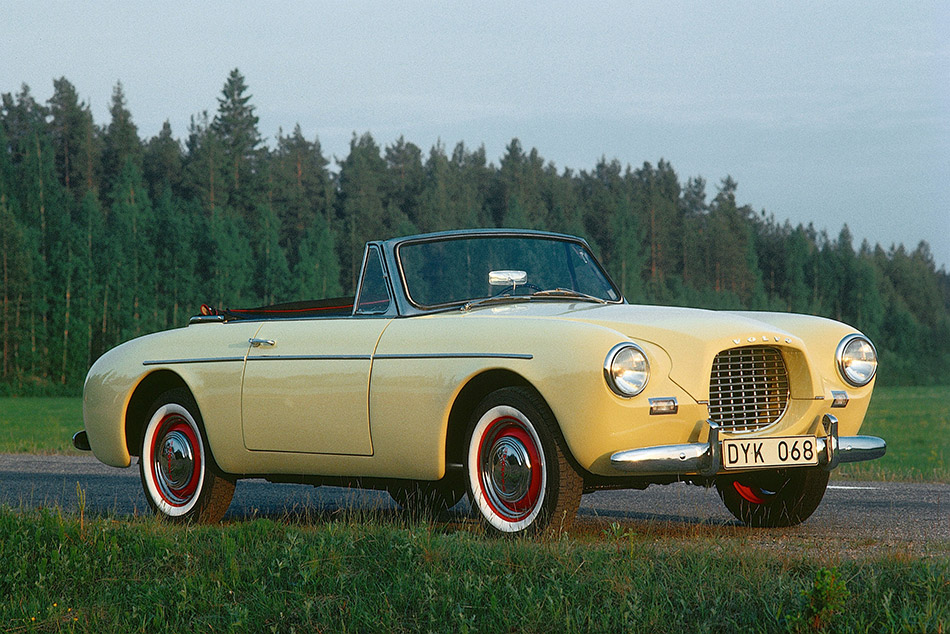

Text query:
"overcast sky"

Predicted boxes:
[[3, 2, 948, 269]]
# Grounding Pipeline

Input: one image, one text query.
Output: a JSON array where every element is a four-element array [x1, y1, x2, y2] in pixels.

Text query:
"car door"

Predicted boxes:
[[240, 245, 395, 455]]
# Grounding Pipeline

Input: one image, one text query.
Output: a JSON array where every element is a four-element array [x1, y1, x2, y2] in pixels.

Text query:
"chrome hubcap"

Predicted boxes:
[[154, 425, 197, 505], [159, 430, 195, 489], [486, 436, 533, 503]]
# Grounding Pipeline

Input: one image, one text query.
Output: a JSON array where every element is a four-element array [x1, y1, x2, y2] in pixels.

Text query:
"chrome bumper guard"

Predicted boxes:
[[72, 430, 91, 451], [609, 415, 886, 476]]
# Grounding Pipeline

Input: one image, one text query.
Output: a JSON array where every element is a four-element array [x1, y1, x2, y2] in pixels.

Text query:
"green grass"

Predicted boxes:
[[1, 386, 947, 481], [1, 508, 946, 634], [0, 397, 83, 455], [836, 385, 949, 482]]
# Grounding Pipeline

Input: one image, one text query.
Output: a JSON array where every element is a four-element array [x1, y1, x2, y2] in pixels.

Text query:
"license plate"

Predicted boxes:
[[721, 436, 819, 470]]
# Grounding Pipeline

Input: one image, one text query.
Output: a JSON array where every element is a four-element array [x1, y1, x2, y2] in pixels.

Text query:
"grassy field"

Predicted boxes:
[[0, 397, 82, 455], [0, 386, 947, 481], [835, 385, 949, 482], [0, 507, 946, 634]]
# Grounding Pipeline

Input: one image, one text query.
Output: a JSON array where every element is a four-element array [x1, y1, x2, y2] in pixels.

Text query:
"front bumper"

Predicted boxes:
[[609, 414, 886, 476]]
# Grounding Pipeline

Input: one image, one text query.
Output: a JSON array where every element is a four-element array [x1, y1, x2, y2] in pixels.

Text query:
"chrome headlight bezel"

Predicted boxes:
[[835, 334, 878, 387], [604, 342, 650, 397]]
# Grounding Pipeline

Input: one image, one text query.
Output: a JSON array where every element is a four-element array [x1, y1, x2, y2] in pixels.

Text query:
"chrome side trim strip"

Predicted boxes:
[[247, 355, 371, 361], [145, 353, 531, 365], [373, 353, 533, 360], [143, 357, 245, 366]]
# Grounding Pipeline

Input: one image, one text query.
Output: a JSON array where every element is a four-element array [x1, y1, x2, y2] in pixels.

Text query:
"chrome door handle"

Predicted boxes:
[[249, 338, 276, 348]]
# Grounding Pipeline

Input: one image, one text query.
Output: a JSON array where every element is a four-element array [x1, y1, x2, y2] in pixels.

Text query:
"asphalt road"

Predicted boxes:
[[2, 454, 947, 556]]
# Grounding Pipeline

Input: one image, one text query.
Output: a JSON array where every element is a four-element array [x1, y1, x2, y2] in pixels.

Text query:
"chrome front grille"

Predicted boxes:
[[708, 346, 789, 433]]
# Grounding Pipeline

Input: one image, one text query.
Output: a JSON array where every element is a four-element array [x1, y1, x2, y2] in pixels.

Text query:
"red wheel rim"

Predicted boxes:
[[733, 481, 767, 505], [150, 413, 202, 507], [476, 416, 543, 521]]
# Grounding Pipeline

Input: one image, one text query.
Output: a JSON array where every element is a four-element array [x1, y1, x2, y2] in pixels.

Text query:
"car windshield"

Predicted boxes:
[[397, 234, 622, 309]]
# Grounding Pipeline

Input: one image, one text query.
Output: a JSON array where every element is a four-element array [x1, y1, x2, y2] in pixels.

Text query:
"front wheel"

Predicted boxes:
[[715, 467, 829, 527], [465, 387, 582, 535], [139, 388, 235, 523]]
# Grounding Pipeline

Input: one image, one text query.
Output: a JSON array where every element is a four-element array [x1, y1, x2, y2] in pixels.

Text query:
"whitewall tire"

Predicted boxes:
[[465, 387, 582, 535], [139, 389, 234, 523]]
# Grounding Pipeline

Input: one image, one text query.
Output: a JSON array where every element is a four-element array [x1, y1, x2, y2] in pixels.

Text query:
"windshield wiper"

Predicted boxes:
[[462, 288, 608, 311], [461, 294, 525, 311], [529, 288, 608, 304]]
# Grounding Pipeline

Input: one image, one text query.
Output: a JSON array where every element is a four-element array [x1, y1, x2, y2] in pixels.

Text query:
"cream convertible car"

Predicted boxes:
[[75, 229, 885, 533]]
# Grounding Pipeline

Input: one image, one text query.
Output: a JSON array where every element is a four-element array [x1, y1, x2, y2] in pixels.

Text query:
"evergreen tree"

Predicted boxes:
[[783, 226, 813, 313], [416, 142, 453, 233], [48, 77, 100, 199], [498, 139, 548, 229], [679, 176, 708, 289], [579, 158, 645, 300], [417, 142, 481, 232], [152, 188, 197, 327], [294, 215, 342, 299], [9, 88, 71, 385], [0, 159, 33, 385], [272, 125, 333, 257], [384, 136, 425, 227], [707, 176, 763, 304], [104, 160, 155, 342], [1, 85, 47, 165], [452, 142, 494, 227], [210, 68, 262, 216], [336, 133, 388, 291], [249, 202, 292, 305], [542, 165, 585, 238], [74, 191, 105, 367], [201, 211, 253, 308], [579, 158, 618, 268], [646, 159, 682, 286], [143, 121, 183, 200], [850, 242, 884, 341], [183, 111, 230, 214], [55, 191, 92, 386], [101, 81, 143, 192], [611, 166, 645, 302]]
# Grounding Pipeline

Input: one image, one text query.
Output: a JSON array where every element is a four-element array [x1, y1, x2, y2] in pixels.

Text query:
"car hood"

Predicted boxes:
[[562, 302, 801, 342], [474, 300, 816, 400]]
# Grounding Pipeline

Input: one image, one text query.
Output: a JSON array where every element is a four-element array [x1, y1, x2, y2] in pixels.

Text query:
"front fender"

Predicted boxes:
[[83, 339, 152, 467]]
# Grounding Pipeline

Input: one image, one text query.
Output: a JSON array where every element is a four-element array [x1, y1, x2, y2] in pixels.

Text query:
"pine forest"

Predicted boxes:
[[1, 69, 947, 395]]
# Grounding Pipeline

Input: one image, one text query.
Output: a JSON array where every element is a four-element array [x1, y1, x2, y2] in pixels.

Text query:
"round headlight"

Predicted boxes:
[[604, 343, 650, 397], [836, 334, 877, 387]]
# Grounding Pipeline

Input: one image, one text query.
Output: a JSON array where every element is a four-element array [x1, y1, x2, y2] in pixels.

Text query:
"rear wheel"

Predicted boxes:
[[139, 388, 234, 523], [715, 467, 829, 527], [465, 387, 582, 535]]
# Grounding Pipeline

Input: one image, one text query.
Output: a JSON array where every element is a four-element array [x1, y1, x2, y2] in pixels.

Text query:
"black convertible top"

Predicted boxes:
[[198, 297, 355, 321]]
